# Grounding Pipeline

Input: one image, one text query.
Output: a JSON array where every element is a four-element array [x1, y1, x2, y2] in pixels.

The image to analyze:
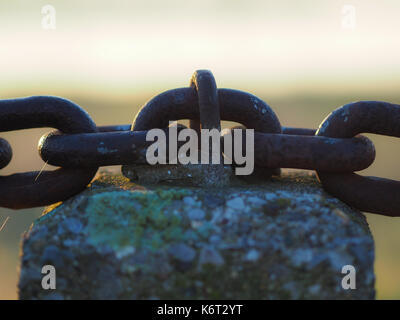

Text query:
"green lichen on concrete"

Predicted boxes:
[[85, 188, 191, 251], [18, 171, 375, 300], [275, 198, 292, 207]]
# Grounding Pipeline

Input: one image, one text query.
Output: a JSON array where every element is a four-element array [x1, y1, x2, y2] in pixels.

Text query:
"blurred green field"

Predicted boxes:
[[1, 92, 400, 299]]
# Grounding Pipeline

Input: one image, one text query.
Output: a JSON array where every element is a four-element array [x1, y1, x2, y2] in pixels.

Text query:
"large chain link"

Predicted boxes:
[[1, 70, 397, 217], [0, 96, 98, 209], [316, 101, 400, 217]]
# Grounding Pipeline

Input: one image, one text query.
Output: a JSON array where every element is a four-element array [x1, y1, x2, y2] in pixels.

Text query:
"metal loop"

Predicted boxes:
[[257, 133, 375, 172], [189, 70, 226, 185], [132, 88, 281, 133], [39, 130, 149, 167], [224, 129, 375, 172], [0, 96, 98, 209], [316, 101, 400, 216], [189, 69, 221, 132], [132, 82, 282, 179], [39, 123, 190, 167]]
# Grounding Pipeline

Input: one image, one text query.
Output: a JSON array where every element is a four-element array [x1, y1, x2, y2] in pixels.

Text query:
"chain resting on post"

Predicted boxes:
[[0, 71, 399, 216]]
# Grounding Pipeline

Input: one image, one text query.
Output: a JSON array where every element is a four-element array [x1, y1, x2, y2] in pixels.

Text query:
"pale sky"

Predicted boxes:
[[0, 0, 399, 96]]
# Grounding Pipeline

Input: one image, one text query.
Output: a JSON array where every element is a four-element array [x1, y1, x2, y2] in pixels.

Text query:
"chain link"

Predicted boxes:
[[316, 101, 400, 217], [0, 96, 98, 209], [0, 71, 398, 216], [223, 130, 375, 172]]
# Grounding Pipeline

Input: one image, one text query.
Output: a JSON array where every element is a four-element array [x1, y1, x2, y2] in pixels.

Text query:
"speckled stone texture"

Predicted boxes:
[[18, 171, 375, 299]]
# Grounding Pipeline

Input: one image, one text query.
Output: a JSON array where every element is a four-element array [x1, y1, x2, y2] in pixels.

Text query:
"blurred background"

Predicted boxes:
[[1, 0, 400, 299]]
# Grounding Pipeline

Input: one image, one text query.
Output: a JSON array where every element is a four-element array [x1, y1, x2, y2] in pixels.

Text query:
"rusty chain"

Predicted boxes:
[[316, 101, 400, 217], [0, 96, 98, 209], [0, 70, 398, 217]]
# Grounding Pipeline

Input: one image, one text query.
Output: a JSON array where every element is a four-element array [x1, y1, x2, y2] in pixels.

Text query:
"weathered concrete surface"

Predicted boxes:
[[18, 170, 375, 299]]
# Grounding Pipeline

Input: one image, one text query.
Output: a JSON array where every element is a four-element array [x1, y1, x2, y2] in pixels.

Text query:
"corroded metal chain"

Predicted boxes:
[[0, 70, 398, 217]]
